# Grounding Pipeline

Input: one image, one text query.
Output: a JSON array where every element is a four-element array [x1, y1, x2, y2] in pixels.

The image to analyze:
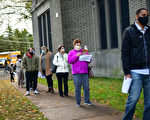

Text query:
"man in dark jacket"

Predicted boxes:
[[121, 8, 150, 120]]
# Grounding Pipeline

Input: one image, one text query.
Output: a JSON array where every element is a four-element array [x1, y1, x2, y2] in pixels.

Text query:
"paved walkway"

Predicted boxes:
[[11, 82, 141, 120]]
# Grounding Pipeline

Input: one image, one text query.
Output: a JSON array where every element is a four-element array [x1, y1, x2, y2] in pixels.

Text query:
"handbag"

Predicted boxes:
[[88, 66, 94, 78], [51, 56, 58, 73]]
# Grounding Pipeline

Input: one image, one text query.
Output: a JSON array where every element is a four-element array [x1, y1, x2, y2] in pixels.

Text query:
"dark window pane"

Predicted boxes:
[[47, 10, 53, 51], [109, 0, 118, 48], [99, 0, 107, 49], [38, 16, 43, 49], [121, 0, 129, 33], [43, 14, 47, 47]]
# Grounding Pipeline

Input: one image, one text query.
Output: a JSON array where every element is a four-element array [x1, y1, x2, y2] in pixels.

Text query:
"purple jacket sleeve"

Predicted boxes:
[[68, 50, 78, 64]]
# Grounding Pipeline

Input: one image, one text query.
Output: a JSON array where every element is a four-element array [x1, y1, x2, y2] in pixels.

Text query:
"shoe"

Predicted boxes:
[[84, 102, 92, 106], [51, 88, 54, 93], [60, 95, 64, 97], [46, 88, 51, 93], [34, 90, 39, 94], [65, 94, 69, 96], [26, 91, 30, 96], [76, 104, 80, 107]]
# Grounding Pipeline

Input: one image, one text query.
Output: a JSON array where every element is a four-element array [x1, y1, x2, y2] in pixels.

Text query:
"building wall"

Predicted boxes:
[[31, 0, 150, 77], [31, 0, 63, 55], [129, 0, 147, 24], [60, 0, 98, 52]]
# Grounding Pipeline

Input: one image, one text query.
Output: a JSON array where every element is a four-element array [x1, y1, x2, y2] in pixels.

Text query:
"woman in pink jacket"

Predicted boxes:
[[68, 39, 92, 107]]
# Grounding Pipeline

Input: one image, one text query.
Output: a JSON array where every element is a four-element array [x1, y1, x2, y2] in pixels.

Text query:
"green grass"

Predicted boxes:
[[0, 80, 48, 120], [38, 77, 144, 119]]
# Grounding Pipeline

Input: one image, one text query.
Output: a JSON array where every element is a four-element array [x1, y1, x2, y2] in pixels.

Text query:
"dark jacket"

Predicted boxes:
[[121, 24, 150, 75]]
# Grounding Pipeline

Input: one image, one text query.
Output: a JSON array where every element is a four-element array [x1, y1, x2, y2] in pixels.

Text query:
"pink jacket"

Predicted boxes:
[[68, 49, 90, 74]]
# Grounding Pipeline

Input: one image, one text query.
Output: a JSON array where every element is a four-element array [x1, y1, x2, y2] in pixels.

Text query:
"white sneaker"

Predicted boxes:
[[84, 102, 92, 106], [26, 91, 30, 96], [33, 90, 39, 94]]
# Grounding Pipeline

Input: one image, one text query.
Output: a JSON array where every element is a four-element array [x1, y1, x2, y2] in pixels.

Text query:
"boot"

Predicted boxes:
[[51, 88, 54, 93], [46, 88, 51, 93]]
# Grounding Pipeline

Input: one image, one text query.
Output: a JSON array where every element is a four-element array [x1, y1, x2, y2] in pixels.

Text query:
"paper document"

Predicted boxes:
[[79, 55, 92, 62], [38, 72, 45, 78], [121, 76, 132, 94]]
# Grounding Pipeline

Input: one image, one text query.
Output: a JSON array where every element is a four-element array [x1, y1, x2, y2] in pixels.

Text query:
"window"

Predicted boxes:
[[99, 0, 107, 49], [38, 10, 52, 51], [108, 0, 118, 48], [120, 0, 129, 33], [47, 11, 53, 51], [38, 16, 43, 49]]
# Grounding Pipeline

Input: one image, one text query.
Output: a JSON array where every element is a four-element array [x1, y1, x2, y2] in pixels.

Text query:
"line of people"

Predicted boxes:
[[14, 39, 92, 107]]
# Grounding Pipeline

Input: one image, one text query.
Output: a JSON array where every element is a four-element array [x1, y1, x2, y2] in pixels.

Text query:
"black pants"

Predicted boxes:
[[43, 70, 53, 88], [56, 73, 69, 96], [26, 71, 37, 91], [29, 70, 38, 89], [10, 73, 14, 82]]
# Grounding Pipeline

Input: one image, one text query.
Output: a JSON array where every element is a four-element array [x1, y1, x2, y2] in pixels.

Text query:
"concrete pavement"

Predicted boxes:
[[11, 81, 141, 120]]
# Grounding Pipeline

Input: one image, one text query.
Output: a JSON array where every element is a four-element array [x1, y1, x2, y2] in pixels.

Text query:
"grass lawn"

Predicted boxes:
[[38, 77, 144, 119], [0, 80, 48, 120]]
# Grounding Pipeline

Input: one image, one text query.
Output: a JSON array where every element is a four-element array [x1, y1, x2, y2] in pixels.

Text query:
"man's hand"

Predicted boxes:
[[76, 52, 81, 57], [125, 74, 131, 79]]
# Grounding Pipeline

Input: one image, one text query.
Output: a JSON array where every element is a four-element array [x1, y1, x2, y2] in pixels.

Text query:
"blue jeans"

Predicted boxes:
[[73, 73, 90, 105], [122, 72, 150, 120]]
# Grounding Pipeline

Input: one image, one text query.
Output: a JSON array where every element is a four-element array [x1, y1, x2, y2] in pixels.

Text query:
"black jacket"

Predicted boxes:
[[121, 24, 150, 75]]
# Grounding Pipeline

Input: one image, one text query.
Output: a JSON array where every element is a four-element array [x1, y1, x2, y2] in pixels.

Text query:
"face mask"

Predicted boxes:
[[74, 46, 81, 51], [138, 16, 148, 26], [18, 59, 22, 61], [29, 52, 33, 55], [41, 50, 45, 53]]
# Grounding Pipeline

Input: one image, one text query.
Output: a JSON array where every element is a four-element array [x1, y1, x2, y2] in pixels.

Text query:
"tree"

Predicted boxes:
[[0, 25, 33, 55], [0, 0, 32, 25]]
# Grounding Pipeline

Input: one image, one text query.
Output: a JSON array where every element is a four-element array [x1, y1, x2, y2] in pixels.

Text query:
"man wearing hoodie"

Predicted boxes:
[[22, 48, 39, 95]]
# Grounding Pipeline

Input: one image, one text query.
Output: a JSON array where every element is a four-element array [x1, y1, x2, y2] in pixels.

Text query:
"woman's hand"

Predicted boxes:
[[76, 52, 81, 57]]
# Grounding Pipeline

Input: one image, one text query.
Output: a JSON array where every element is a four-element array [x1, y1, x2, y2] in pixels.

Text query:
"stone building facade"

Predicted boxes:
[[31, 0, 150, 77]]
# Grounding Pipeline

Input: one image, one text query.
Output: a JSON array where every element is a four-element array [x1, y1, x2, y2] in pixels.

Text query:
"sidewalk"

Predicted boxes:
[[11, 82, 141, 120]]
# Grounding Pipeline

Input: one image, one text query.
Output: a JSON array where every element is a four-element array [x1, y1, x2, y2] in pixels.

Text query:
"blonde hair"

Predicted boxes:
[[41, 46, 48, 57]]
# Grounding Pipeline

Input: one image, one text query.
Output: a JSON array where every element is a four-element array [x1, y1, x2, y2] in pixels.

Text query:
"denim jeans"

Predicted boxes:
[[122, 72, 150, 120], [73, 73, 90, 105]]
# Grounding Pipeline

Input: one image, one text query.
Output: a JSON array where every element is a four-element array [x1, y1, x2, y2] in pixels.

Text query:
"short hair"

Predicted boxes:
[[136, 8, 148, 15], [73, 39, 81, 46], [58, 45, 64, 52], [17, 55, 21, 58]]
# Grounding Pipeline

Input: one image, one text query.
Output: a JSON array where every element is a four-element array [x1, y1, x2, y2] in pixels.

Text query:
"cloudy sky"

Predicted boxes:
[[0, 0, 33, 35]]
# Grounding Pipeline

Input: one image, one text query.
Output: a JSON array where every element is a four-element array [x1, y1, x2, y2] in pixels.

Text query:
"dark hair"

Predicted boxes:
[[17, 55, 21, 59], [136, 8, 148, 15], [73, 39, 81, 46], [58, 45, 65, 52]]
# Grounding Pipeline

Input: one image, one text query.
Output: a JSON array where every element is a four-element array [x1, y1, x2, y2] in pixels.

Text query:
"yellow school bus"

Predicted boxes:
[[10, 51, 21, 64], [0, 51, 21, 67]]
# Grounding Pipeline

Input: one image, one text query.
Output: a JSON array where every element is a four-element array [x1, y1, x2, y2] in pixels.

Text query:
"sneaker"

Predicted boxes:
[[76, 104, 80, 107], [33, 90, 39, 94], [84, 102, 92, 106], [26, 91, 30, 96]]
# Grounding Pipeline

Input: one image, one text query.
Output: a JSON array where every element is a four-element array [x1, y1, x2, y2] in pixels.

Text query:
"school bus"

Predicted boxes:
[[0, 51, 21, 67]]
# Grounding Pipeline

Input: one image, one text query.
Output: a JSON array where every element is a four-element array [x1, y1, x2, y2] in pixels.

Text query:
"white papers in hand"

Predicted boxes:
[[79, 55, 92, 62], [121, 76, 132, 94], [38, 72, 45, 78]]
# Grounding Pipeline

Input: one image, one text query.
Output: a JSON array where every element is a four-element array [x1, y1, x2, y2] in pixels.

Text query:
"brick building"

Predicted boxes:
[[31, 0, 150, 77]]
